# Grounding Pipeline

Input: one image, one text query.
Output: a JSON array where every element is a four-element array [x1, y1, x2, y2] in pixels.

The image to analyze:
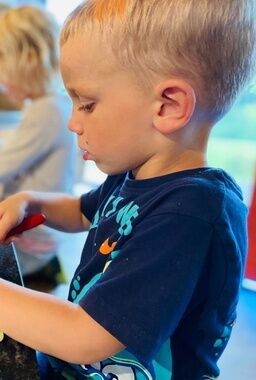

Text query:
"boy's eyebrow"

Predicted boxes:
[[65, 87, 97, 99]]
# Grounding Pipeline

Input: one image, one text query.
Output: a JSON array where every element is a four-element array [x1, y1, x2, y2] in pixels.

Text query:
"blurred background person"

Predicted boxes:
[[0, 2, 22, 148], [0, 5, 77, 290], [0, 2, 21, 111]]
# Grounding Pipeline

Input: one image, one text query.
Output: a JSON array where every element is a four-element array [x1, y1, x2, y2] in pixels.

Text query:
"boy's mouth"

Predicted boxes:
[[83, 150, 89, 160]]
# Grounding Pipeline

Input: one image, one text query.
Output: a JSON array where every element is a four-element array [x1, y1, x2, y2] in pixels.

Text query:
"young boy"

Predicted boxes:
[[0, 0, 255, 379]]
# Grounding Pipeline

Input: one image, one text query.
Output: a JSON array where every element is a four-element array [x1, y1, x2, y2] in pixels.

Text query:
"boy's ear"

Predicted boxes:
[[153, 79, 196, 134]]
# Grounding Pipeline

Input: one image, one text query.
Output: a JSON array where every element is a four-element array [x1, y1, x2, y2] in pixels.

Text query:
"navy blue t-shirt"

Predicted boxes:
[[42, 168, 247, 380]]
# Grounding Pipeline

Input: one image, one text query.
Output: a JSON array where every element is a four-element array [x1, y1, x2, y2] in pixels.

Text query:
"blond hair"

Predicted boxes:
[[61, 0, 256, 121], [0, 6, 60, 97]]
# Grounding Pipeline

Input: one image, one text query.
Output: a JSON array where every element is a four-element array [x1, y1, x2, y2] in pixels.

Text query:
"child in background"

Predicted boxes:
[[0, 0, 255, 379], [0, 2, 21, 111], [0, 6, 77, 288]]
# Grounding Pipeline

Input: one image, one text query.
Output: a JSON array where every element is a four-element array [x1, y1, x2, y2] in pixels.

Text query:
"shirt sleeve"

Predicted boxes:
[[79, 212, 213, 362]]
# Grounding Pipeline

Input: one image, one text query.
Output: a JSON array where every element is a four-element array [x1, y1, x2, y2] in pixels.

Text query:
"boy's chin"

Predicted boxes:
[[95, 162, 128, 177]]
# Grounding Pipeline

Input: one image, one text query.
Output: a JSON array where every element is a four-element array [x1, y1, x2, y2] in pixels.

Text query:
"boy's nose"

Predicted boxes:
[[68, 119, 83, 135]]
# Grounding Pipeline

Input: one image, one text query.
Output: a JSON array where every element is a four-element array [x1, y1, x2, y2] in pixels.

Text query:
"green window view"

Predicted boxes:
[[208, 77, 256, 206]]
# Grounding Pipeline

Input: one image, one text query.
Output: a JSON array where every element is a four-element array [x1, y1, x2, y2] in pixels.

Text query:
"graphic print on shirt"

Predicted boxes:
[[213, 322, 233, 358], [68, 194, 172, 379]]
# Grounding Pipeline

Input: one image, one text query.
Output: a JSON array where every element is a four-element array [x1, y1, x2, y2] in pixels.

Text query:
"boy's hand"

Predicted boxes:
[[0, 192, 31, 243], [5, 214, 46, 239]]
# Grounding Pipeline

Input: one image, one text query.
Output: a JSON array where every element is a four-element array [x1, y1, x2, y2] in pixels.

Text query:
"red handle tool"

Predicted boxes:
[[6, 214, 46, 239]]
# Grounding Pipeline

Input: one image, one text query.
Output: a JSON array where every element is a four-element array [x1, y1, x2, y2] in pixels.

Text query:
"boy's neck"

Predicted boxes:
[[133, 122, 210, 180], [133, 149, 207, 180]]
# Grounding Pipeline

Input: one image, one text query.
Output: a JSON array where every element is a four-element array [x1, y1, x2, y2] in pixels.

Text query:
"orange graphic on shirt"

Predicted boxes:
[[99, 238, 117, 255]]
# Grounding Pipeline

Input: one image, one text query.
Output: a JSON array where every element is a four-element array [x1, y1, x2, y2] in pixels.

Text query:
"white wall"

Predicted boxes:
[[47, 0, 82, 23]]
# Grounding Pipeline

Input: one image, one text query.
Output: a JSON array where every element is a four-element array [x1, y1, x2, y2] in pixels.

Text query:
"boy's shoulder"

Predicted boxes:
[[83, 168, 245, 228], [100, 168, 244, 224], [157, 167, 245, 225]]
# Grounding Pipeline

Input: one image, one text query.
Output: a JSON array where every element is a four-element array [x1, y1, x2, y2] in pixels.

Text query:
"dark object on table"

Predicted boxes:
[[0, 243, 39, 380], [23, 254, 67, 292]]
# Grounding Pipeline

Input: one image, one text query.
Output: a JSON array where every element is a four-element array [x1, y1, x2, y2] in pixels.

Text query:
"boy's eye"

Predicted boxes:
[[78, 103, 95, 113]]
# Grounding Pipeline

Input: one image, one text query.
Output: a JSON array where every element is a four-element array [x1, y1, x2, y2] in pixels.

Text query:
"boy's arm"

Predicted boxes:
[[25, 191, 91, 232], [0, 191, 90, 242], [0, 279, 124, 364]]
